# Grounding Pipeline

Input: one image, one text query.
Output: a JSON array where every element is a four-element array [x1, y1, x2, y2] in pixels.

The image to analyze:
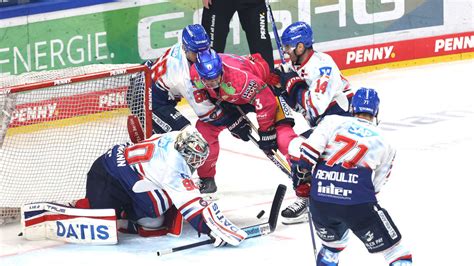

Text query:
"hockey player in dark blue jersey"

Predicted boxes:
[[291, 88, 412, 266]]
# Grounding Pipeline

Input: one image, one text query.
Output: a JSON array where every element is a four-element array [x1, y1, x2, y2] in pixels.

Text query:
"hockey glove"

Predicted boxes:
[[291, 163, 311, 198], [274, 68, 306, 96], [258, 127, 278, 154], [291, 164, 311, 189], [227, 116, 251, 141], [274, 68, 308, 108]]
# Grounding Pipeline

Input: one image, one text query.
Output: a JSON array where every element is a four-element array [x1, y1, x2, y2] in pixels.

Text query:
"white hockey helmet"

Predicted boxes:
[[174, 128, 209, 170]]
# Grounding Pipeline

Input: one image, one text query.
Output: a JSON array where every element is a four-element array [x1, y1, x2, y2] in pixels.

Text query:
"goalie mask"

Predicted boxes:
[[175, 129, 210, 170]]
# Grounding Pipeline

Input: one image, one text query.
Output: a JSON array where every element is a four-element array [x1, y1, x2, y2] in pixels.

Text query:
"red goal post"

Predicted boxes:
[[0, 64, 152, 224]]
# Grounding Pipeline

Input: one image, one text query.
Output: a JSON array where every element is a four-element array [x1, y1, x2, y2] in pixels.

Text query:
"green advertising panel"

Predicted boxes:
[[0, 0, 443, 76]]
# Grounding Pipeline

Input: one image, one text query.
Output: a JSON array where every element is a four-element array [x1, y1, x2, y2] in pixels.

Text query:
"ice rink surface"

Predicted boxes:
[[1, 58, 473, 265]]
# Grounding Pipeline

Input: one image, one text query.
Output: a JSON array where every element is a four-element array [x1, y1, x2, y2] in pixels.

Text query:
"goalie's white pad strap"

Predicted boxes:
[[21, 202, 117, 245], [202, 202, 247, 246]]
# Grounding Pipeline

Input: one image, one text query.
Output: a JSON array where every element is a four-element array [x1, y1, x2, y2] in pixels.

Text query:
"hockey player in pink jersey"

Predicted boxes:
[[190, 49, 297, 193], [291, 88, 412, 266], [274, 21, 355, 224]]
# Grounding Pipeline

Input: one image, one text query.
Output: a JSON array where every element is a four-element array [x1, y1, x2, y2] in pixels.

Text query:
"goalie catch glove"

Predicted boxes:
[[202, 202, 248, 247]]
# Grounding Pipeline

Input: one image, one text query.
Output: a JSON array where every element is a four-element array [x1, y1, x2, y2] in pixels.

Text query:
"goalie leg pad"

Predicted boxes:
[[21, 202, 117, 245], [202, 202, 247, 246]]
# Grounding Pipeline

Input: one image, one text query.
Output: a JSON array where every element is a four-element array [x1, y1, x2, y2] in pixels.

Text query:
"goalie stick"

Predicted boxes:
[[156, 184, 287, 256]]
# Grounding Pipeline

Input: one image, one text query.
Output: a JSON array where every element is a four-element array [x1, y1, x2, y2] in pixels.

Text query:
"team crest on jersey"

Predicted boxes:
[[221, 82, 236, 95], [242, 80, 258, 100], [319, 66, 332, 76], [193, 79, 206, 89]]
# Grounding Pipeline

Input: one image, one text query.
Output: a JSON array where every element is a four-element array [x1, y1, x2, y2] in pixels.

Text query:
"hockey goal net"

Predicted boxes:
[[0, 64, 152, 224]]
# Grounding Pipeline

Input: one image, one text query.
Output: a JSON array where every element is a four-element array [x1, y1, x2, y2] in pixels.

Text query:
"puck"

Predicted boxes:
[[256, 210, 265, 219]]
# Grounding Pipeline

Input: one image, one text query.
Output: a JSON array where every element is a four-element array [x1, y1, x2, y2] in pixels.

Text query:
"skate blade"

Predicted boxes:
[[281, 214, 309, 225]]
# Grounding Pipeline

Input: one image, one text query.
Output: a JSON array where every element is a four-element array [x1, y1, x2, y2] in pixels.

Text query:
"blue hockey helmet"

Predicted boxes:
[[281, 21, 314, 48], [195, 49, 222, 80], [182, 24, 210, 53], [352, 87, 380, 116]]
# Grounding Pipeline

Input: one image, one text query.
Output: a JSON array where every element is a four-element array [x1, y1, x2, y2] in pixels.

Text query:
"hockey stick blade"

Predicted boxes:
[[268, 184, 286, 232], [156, 184, 286, 256]]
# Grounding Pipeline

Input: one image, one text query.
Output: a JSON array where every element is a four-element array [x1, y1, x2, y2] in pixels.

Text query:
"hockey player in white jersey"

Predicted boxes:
[[21, 128, 247, 246], [146, 23, 254, 133], [140, 24, 224, 133], [291, 88, 412, 266], [274, 21, 354, 224]]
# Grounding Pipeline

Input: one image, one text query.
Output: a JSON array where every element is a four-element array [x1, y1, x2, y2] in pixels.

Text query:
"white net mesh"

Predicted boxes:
[[0, 64, 149, 224], [0, 64, 137, 88]]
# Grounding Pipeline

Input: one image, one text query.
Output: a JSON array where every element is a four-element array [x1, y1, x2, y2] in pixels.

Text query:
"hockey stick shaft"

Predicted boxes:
[[156, 184, 286, 256], [248, 134, 291, 177], [307, 205, 318, 262], [265, 0, 285, 64], [235, 106, 291, 175], [157, 223, 271, 256]]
